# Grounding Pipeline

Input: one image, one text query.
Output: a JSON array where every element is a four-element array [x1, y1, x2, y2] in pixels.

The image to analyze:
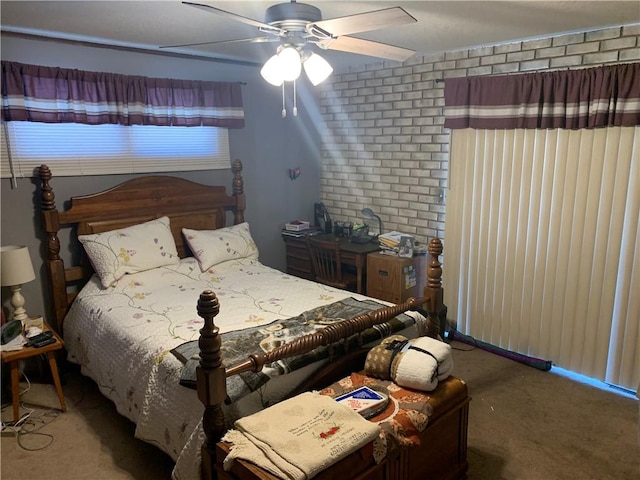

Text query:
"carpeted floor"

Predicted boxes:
[[1, 338, 638, 480]]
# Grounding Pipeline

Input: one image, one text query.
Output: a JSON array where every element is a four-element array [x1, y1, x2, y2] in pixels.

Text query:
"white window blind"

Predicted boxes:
[[1, 121, 231, 178]]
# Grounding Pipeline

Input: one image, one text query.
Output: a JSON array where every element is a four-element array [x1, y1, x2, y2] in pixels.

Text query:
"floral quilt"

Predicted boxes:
[[63, 257, 424, 478]]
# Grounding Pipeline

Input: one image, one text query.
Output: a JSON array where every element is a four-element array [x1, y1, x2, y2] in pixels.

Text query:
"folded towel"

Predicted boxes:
[[393, 336, 453, 391], [222, 391, 380, 480], [365, 335, 453, 392]]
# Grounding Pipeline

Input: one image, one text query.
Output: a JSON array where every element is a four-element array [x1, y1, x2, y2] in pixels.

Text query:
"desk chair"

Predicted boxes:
[[307, 236, 358, 291]]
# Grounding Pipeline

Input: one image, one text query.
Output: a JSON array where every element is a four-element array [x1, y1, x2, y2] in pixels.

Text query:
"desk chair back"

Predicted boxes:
[[307, 236, 357, 290]]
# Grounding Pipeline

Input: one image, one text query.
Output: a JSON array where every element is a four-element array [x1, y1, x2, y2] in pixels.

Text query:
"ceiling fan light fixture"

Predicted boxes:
[[303, 52, 333, 86], [260, 54, 284, 86], [278, 46, 302, 82]]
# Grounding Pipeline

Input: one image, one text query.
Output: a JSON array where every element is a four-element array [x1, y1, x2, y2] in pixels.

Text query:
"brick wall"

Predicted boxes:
[[318, 24, 639, 243]]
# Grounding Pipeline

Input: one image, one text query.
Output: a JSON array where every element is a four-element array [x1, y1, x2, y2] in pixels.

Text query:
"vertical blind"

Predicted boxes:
[[445, 126, 639, 390]]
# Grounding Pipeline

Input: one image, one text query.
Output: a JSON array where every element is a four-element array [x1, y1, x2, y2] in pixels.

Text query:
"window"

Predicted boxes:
[[1, 121, 231, 178]]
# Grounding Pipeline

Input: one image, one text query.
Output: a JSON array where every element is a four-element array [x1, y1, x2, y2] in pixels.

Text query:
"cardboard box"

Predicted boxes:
[[285, 221, 310, 231]]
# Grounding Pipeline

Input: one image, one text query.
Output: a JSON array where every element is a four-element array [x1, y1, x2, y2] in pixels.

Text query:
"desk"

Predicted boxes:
[[281, 232, 379, 294]]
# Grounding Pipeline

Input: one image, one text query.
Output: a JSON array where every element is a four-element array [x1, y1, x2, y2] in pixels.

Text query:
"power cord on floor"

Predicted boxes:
[[0, 370, 60, 450]]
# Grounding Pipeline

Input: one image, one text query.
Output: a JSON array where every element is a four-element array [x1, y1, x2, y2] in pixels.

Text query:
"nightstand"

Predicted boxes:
[[366, 252, 427, 304], [0, 321, 66, 422]]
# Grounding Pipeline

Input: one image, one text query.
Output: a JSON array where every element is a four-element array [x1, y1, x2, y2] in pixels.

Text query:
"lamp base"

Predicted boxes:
[[10, 284, 29, 323]]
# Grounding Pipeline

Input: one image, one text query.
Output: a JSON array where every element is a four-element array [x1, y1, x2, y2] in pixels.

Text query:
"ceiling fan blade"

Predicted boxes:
[[160, 37, 276, 49], [182, 1, 284, 34], [320, 36, 415, 62], [310, 7, 416, 37]]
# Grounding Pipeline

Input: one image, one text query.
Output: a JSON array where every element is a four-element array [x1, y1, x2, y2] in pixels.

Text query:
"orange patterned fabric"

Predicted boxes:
[[319, 373, 434, 461]]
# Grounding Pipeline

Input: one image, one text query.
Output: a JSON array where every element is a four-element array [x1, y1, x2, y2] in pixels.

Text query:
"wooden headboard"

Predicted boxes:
[[37, 161, 246, 333]]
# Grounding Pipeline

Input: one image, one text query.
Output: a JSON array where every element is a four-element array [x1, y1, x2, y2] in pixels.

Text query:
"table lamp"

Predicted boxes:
[[361, 208, 384, 236], [1, 245, 36, 322]]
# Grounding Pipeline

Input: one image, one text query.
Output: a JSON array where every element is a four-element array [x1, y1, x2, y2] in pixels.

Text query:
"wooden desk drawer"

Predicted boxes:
[[367, 287, 401, 304], [366, 253, 426, 304], [282, 234, 314, 280], [286, 257, 314, 279]]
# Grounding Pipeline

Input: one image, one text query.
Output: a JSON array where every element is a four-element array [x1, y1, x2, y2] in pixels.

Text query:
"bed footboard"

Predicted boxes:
[[195, 237, 445, 480]]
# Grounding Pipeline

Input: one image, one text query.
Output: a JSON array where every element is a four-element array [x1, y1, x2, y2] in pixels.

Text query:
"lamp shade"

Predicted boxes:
[[303, 53, 333, 86], [1, 245, 36, 286], [361, 208, 384, 235]]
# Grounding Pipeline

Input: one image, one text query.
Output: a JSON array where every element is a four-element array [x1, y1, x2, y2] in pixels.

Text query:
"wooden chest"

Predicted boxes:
[[216, 376, 469, 480]]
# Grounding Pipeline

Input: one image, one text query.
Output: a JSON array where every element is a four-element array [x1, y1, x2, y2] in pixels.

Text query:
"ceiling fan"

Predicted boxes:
[[164, 1, 418, 86]]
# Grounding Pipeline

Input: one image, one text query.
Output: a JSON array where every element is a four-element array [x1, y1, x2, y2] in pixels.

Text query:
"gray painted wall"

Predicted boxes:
[[1, 35, 323, 321]]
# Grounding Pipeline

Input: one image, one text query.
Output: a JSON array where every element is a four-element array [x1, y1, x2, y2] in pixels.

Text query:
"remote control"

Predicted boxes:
[[32, 336, 56, 348], [26, 331, 54, 346]]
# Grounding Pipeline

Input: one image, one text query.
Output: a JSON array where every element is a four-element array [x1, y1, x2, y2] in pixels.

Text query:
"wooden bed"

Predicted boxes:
[[36, 162, 468, 480]]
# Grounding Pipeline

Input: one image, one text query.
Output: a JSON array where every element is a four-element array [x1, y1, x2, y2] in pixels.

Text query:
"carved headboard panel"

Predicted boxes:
[[37, 160, 246, 332]]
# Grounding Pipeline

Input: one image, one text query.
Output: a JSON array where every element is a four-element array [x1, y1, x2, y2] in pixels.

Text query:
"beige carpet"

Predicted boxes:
[[1, 371, 174, 480], [1, 340, 638, 480]]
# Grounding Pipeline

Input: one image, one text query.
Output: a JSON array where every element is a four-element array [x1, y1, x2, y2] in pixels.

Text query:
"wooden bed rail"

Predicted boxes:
[[195, 237, 444, 480], [225, 296, 428, 378]]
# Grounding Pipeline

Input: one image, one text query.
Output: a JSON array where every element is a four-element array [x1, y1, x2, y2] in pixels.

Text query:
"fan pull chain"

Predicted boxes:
[[293, 79, 298, 117], [281, 82, 286, 118]]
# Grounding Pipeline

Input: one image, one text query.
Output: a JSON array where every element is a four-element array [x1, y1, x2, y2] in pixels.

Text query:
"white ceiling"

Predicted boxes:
[[1, 1, 639, 72]]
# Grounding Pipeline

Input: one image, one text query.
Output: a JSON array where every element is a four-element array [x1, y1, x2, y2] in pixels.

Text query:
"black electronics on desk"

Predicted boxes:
[[314, 202, 332, 234], [350, 234, 376, 244]]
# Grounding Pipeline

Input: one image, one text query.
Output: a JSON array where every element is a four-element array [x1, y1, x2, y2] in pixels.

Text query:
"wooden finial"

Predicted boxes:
[[231, 159, 244, 196], [38, 164, 56, 211], [427, 237, 443, 290], [195, 290, 226, 477], [197, 290, 221, 371], [231, 159, 245, 224]]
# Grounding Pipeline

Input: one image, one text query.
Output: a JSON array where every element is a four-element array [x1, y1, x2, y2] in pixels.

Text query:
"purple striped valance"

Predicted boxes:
[[444, 63, 640, 130], [1, 61, 245, 128]]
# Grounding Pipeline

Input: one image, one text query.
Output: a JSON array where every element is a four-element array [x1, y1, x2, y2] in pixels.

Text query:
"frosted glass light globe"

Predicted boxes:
[[260, 54, 284, 86], [278, 47, 302, 82], [303, 52, 333, 86]]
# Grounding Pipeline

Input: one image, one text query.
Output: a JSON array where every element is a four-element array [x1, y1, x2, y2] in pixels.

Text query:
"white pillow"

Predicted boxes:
[[183, 222, 259, 271], [79, 216, 179, 288]]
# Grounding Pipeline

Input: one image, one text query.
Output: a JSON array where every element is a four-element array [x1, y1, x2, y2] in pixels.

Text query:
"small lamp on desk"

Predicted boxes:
[[361, 208, 384, 236], [0, 245, 36, 323]]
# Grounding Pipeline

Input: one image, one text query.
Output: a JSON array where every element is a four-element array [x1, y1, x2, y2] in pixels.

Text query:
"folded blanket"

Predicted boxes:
[[364, 335, 453, 391], [393, 336, 453, 391], [171, 297, 416, 402], [222, 391, 380, 480]]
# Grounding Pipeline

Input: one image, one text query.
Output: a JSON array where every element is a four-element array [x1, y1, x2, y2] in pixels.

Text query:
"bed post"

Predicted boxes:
[[423, 237, 444, 339], [196, 290, 227, 480], [38, 165, 67, 333], [231, 159, 245, 225]]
